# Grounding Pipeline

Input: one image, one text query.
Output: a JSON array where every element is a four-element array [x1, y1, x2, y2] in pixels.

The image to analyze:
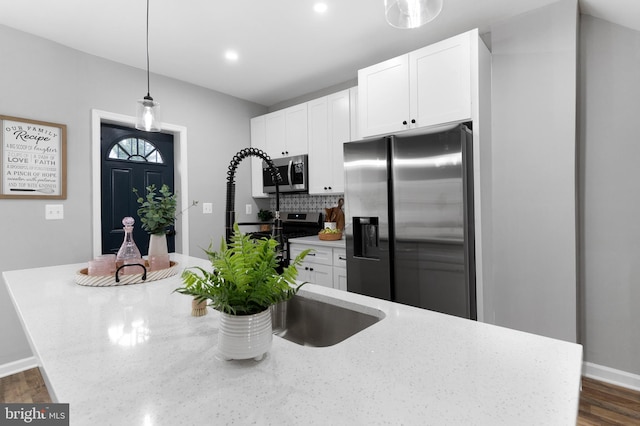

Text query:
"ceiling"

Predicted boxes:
[[0, 0, 636, 107]]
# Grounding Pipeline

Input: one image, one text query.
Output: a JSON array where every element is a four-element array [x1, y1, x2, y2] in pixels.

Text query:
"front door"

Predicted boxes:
[[101, 123, 175, 255]]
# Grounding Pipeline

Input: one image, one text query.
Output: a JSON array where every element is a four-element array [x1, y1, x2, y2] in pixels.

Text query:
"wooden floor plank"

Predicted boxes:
[[0, 368, 51, 404], [580, 377, 640, 426]]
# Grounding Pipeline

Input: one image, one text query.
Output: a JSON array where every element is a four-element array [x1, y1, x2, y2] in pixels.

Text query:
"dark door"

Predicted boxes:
[[101, 123, 175, 256]]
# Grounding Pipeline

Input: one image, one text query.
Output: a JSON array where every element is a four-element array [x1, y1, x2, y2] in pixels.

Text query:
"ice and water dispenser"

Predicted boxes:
[[353, 217, 380, 259]]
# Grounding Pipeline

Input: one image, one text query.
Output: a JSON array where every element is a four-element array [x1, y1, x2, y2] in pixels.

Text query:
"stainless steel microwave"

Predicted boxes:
[[262, 155, 308, 193]]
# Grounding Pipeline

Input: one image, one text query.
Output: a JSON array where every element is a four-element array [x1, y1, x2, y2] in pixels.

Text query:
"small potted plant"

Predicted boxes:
[[175, 223, 310, 360], [133, 184, 177, 271], [257, 209, 274, 232]]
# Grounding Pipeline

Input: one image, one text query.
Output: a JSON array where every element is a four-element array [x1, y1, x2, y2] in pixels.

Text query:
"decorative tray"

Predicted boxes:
[[74, 261, 180, 287]]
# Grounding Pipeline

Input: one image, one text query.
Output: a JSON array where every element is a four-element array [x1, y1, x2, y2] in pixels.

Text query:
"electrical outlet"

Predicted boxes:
[[45, 204, 64, 220], [202, 203, 213, 214], [245, 204, 252, 215]]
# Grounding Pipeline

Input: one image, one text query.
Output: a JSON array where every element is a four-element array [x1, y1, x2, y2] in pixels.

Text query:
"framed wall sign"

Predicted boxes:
[[0, 115, 67, 199]]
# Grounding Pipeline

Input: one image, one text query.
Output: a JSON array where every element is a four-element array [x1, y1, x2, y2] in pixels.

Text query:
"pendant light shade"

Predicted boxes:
[[384, 0, 443, 29], [136, 95, 161, 132], [135, 0, 161, 132]]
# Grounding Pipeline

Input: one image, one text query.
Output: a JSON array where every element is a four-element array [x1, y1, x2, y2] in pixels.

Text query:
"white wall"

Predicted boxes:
[[580, 15, 640, 376], [487, 0, 578, 342], [0, 24, 267, 366]]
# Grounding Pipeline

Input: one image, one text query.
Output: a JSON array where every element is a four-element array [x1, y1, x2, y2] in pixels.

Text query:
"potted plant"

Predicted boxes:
[[257, 209, 274, 232], [133, 184, 177, 271], [175, 223, 310, 360]]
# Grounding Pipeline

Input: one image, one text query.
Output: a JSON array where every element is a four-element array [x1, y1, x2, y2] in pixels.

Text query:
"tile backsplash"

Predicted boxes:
[[269, 193, 344, 216]]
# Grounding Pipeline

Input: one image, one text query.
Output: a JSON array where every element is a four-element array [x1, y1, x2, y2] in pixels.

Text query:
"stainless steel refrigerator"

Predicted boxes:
[[344, 123, 476, 319]]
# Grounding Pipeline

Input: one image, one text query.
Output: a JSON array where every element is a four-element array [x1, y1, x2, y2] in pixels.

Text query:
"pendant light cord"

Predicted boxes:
[[145, 0, 151, 97]]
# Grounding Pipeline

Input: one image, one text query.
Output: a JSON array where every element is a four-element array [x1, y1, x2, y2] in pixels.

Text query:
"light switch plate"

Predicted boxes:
[[202, 202, 213, 214], [245, 204, 252, 215], [45, 204, 64, 220]]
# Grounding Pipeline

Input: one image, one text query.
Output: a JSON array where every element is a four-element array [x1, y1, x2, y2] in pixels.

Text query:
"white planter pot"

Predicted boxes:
[[217, 309, 272, 361]]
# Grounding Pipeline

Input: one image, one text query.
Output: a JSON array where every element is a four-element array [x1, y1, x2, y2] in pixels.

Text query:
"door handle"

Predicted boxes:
[[287, 160, 294, 189]]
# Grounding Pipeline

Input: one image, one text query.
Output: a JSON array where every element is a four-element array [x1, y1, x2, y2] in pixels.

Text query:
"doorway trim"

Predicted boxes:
[[91, 109, 189, 257]]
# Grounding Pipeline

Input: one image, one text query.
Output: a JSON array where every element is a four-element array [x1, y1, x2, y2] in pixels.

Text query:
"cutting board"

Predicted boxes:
[[325, 198, 345, 231]]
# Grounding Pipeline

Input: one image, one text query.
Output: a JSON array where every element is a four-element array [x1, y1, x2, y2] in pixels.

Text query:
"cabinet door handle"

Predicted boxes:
[[328, 186, 332, 190], [411, 119, 416, 124], [324, 186, 328, 190], [338, 256, 346, 260], [308, 253, 316, 256], [309, 267, 314, 271], [402, 120, 407, 125]]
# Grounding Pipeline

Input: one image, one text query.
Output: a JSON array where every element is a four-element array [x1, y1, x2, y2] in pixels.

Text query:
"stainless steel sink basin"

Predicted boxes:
[[271, 291, 384, 347]]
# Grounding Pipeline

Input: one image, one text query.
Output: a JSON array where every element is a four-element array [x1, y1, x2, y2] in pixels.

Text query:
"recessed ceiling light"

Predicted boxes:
[[225, 50, 239, 61], [314, 3, 328, 14]]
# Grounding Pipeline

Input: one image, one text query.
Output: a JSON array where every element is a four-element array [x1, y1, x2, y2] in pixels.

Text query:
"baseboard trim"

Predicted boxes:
[[583, 361, 640, 391], [0, 357, 39, 379]]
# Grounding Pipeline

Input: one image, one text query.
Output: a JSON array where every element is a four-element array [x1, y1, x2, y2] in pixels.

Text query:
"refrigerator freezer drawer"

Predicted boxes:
[[394, 241, 472, 319]]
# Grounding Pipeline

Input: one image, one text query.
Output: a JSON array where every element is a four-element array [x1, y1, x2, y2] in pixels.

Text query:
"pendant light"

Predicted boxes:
[[384, 0, 443, 29], [135, 0, 161, 132]]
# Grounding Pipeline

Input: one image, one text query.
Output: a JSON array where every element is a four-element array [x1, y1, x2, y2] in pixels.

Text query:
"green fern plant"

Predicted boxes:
[[175, 223, 311, 315]]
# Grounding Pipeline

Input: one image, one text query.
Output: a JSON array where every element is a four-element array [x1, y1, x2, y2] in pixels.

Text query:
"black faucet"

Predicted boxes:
[[225, 147, 283, 245]]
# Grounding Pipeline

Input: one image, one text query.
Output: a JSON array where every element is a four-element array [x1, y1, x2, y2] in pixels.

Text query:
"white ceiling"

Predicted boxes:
[[0, 0, 636, 107]]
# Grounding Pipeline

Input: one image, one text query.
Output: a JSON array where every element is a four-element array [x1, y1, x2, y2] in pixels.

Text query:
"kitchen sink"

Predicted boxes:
[[271, 291, 384, 347]]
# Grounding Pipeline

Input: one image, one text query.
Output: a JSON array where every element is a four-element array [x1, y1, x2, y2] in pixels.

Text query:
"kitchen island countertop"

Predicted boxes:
[[3, 254, 582, 425]]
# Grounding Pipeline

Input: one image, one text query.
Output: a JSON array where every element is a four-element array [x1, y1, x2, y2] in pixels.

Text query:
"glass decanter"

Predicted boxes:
[[116, 217, 143, 274]]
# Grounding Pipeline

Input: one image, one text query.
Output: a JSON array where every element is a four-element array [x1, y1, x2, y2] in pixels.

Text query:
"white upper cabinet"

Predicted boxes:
[[410, 32, 471, 128], [250, 115, 268, 198], [307, 97, 329, 194], [308, 89, 351, 195], [264, 104, 308, 159], [264, 109, 284, 158], [358, 55, 410, 137], [284, 103, 308, 156], [358, 30, 474, 138], [349, 86, 360, 141]]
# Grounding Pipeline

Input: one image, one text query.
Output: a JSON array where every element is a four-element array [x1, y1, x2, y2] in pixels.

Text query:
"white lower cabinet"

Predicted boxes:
[[332, 249, 347, 291], [290, 242, 346, 291]]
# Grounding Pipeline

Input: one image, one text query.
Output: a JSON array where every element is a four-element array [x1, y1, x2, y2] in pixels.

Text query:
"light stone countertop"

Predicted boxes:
[[288, 235, 345, 249], [3, 253, 582, 425]]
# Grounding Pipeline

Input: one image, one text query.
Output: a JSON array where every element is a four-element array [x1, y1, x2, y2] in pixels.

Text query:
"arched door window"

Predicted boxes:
[[108, 137, 164, 164]]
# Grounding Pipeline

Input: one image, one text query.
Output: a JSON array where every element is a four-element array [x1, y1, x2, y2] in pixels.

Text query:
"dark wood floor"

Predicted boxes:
[[1, 368, 639, 424], [0, 368, 51, 403], [578, 377, 640, 425]]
